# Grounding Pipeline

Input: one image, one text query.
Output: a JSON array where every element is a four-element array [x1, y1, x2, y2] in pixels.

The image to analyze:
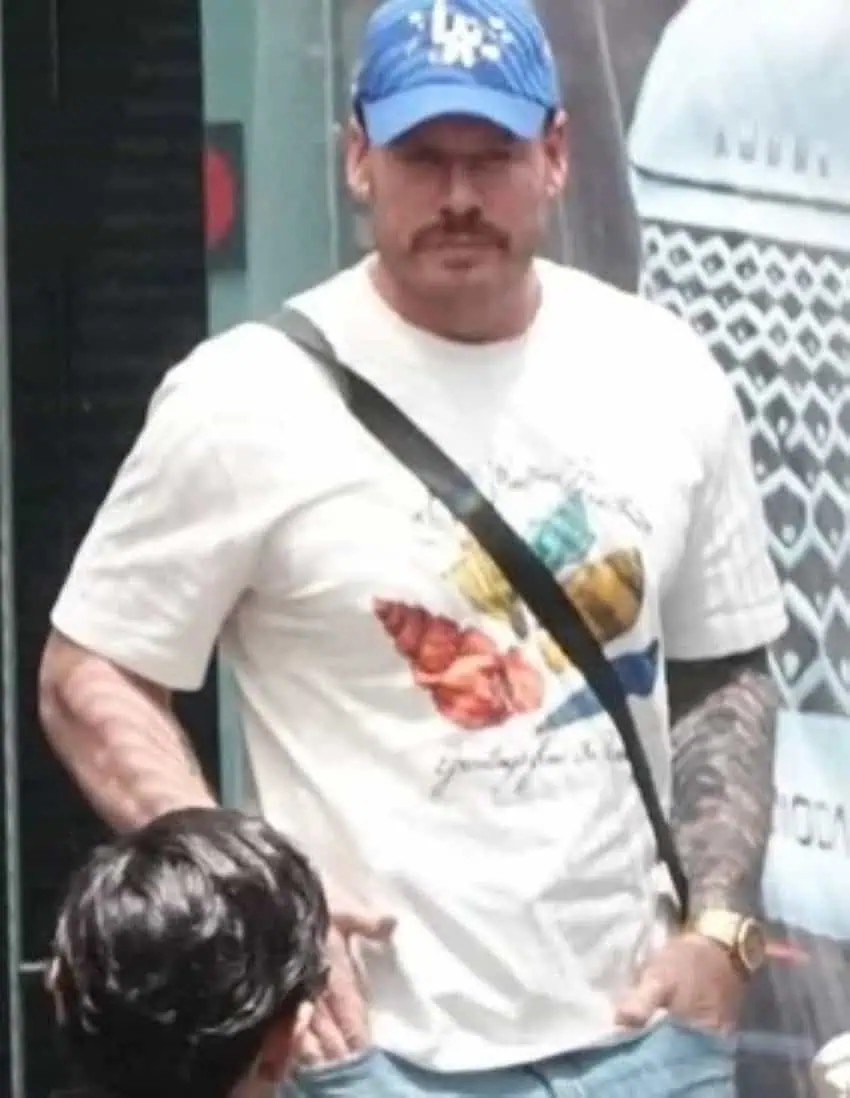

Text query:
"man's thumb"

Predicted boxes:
[[614, 967, 673, 1028], [334, 910, 397, 940]]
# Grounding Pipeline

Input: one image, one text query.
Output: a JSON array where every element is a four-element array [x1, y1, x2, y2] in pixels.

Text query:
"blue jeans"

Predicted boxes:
[[290, 1019, 736, 1098]]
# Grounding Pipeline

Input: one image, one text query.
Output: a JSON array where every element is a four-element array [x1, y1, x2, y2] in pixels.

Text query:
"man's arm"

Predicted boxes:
[[38, 359, 272, 830], [616, 645, 780, 1029], [667, 646, 780, 916], [39, 631, 216, 832], [617, 317, 786, 1030]]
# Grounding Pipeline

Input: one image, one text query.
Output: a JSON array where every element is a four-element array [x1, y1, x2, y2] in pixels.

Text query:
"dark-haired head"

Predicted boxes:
[[48, 807, 329, 1098]]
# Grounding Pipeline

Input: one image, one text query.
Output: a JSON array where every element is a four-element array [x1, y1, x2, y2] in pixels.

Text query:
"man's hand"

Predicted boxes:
[[615, 933, 746, 1035], [297, 909, 396, 1067]]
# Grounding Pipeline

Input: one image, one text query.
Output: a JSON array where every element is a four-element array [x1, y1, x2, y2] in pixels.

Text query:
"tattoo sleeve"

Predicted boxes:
[[666, 647, 780, 916]]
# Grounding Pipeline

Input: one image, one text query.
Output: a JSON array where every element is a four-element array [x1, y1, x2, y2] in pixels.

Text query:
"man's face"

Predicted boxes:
[[347, 113, 568, 304]]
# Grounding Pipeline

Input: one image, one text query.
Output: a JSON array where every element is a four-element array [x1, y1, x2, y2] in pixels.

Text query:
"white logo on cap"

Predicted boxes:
[[406, 0, 514, 68]]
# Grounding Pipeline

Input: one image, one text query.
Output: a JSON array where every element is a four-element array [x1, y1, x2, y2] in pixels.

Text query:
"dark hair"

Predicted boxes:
[[49, 807, 329, 1098]]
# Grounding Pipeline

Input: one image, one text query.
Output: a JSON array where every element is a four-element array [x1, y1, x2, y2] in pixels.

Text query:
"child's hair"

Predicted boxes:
[[49, 806, 329, 1098]]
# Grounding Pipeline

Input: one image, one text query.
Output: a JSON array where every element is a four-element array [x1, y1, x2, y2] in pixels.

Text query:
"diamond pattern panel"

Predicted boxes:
[[640, 223, 850, 714]]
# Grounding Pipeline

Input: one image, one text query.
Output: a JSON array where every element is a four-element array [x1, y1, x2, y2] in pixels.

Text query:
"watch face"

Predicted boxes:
[[739, 919, 768, 972]]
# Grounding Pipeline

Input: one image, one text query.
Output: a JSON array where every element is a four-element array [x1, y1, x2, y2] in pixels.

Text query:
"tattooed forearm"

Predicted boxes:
[[38, 631, 216, 832], [666, 647, 779, 916]]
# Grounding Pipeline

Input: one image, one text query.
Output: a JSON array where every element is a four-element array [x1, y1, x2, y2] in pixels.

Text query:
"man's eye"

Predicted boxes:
[[401, 148, 441, 165], [477, 148, 514, 168]]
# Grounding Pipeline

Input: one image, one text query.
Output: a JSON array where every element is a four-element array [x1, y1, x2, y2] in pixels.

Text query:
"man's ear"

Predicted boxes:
[[543, 109, 569, 199], [344, 115, 372, 204], [255, 1001, 314, 1085]]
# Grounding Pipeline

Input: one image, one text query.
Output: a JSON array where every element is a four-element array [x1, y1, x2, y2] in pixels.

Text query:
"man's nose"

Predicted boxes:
[[442, 163, 480, 215]]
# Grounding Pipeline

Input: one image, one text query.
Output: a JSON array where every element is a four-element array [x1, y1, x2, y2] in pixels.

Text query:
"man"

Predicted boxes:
[[47, 806, 329, 1098], [39, 0, 787, 1096]]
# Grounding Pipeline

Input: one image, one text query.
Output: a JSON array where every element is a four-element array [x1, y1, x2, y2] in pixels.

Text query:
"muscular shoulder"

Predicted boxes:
[[539, 260, 742, 456], [154, 321, 319, 422], [145, 268, 362, 463]]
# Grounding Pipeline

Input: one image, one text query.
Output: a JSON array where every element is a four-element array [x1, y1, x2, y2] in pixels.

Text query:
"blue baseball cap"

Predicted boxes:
[[352, 0, 561, 146]]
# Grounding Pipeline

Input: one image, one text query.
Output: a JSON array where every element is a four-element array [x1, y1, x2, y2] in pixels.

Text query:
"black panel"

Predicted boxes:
[[3, 2, 217, 1091], [22, 966, 61, 1098]]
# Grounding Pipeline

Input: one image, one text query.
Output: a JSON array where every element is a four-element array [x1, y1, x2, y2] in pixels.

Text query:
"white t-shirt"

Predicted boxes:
[[52, 258, 786, 1071]]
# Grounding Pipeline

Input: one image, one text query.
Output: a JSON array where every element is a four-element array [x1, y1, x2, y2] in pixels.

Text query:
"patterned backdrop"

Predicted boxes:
[[640, 226, 850, 716]]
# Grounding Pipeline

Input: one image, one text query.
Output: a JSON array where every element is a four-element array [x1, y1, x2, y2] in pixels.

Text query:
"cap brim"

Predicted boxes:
[[361, 84, 548, 146]]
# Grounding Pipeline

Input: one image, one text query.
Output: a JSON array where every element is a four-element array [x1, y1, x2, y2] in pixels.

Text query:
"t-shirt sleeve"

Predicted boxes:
[[661, 361, 788, 661], [51, 375, 265, 691]]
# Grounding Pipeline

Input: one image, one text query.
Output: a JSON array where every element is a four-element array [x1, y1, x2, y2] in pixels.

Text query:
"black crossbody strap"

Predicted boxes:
[[269, 306, 688, 918]]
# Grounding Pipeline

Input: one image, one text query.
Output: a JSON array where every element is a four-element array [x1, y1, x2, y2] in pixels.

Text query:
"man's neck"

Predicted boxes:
[[370, 260, 541, 345]]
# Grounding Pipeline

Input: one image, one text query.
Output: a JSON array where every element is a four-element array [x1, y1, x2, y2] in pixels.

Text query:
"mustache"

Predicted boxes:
[[412, 219, 508, 251]]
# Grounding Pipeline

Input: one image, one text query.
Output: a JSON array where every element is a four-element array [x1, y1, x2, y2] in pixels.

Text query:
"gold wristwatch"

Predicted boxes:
[[690, 909, 767, 976]]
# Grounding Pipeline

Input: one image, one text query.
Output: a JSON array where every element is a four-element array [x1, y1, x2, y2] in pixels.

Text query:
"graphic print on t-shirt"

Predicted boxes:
[[374, 599, 545, 730], [374, 480, 659, 716], [370, 427, 665, 803]]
